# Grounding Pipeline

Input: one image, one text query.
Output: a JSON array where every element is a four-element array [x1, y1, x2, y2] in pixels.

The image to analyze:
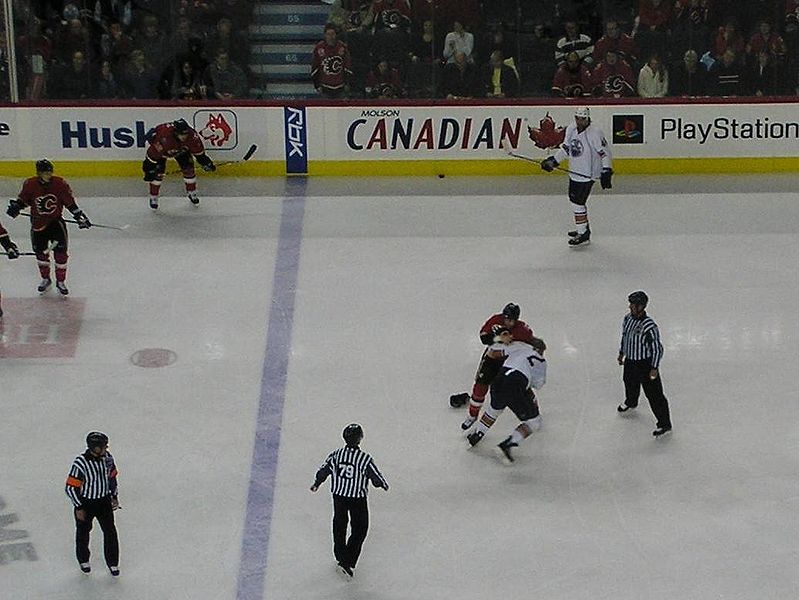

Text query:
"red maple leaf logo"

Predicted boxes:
[[528, 113, 566, 149], [200, 113, 234, 148]]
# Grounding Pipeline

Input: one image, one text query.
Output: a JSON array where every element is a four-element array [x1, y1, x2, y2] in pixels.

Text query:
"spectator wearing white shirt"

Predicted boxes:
[[637, 54, 669, 97], [443, 21, 474, 64]]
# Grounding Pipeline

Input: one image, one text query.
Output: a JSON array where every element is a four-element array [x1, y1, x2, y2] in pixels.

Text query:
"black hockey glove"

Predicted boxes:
[[197, 154, 216, 172], [142, 159, 159, 182], [1, 237, 19, 258], [6, 198, 22, 218], [600, 168, 613, 189], [541, 156, 558, 172], [73, 210, 92, 229]]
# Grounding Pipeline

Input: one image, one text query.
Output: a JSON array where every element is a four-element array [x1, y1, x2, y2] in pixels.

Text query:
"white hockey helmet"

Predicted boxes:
[[575, 106, 590, 119]]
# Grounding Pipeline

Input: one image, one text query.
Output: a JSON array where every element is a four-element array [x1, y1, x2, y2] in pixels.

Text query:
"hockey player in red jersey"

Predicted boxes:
[[6, 159, 92, 296], [0, 218, 21, 318], [142, 118, 216, 210], [450, 303, 535, 430], [311, 24, 352, 98]]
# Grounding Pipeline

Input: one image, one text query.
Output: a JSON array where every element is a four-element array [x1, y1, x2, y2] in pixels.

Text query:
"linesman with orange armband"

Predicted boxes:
[[450, 303, 535, 430], [65, 431, 121, 577]]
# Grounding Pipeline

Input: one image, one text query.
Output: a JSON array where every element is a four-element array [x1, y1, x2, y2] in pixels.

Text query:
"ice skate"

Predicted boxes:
[[497, 436, 518, 463], [336, 562, 353, 580], [149, 196, 159, 210], [568, 230, 591, 246], [188, 191, 200, 205], [450, 392, 469, 408], [652, 426, 672, 438], [466, 430, 484, 447], [56, 281, 69, 296], [460, 415, 477, 430], [79, 562, 91, 574], [568, 226, 590, 238], [37, 278, 51, 293], [109, 566, 120, 577], [617, 402, 636, 413]]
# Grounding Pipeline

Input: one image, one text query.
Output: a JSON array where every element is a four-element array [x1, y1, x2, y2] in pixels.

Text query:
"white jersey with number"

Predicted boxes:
[[490, 341, 547, 390], [553, 122, 612, 183]]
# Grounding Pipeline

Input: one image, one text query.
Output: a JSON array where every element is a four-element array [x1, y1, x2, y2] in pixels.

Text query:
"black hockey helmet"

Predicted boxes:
[[628, 290, 649, 307], [502, 303, 521, 321], [86, 431, 109, 449], [173, 118, 191, 136], [35, 158, 54, 173], [342, 423, 363, 447]]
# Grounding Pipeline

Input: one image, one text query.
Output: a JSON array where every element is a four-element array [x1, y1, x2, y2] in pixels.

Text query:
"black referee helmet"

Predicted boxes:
[[342, 424, 363, 447], [86, 431, 109, 449], [628, 291, 649, 307]]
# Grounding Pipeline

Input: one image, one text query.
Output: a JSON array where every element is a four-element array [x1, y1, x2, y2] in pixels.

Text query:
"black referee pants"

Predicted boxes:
[[623, 360, 671, 429], [74, 497, 119, 567], [332, 495, 369, 569]]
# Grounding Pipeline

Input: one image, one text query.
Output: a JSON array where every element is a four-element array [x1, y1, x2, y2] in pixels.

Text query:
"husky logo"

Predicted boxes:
[[200, 113, 234, 147], [194, 110, 238, 150]]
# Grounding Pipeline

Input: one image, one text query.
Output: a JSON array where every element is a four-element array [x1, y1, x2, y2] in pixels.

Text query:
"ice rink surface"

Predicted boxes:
[[1, 173, 799, 600]]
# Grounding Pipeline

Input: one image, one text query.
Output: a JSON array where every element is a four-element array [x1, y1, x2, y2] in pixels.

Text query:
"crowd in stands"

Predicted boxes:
[[5, 0, 252, 100], [317, 0, 799, 99], [2, 1, 799, 101]]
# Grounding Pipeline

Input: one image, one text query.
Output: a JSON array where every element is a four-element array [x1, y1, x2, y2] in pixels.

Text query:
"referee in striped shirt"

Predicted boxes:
[[617, 291, 672, 437], [65, 431, 121, 576], [310, 423, 388, 579]]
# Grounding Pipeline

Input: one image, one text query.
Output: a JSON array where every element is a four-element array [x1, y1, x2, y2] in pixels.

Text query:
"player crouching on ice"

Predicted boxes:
[[466, 329, 547, 464], [142, 118, 216, 210]]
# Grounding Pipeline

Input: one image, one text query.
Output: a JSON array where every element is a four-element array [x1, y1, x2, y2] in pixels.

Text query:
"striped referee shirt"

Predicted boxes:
[[65, 451, 119, 508], [313, 446, 388, 498], [619, 312, 664, 368]]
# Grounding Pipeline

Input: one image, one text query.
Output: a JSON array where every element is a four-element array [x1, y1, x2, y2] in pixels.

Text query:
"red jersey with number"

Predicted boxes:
[[479, 314, 535, 345], [146, 122, 206, 161], [17, 176, 77, 232], [311, 40, 352, 91]]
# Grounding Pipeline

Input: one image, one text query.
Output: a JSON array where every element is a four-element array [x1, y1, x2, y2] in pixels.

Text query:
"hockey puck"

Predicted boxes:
[[438, 174, 445, 178]]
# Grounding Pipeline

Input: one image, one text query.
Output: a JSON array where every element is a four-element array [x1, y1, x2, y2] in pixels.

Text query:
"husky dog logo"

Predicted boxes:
[[199, 112, 234, 148], [527, 113, 566, 149]]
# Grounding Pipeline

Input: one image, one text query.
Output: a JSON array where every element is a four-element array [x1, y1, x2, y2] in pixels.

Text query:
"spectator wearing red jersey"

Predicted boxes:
[[371, 0, 412, 64], [747, 21, 787, 63], [593, 18, 638, 68], [142, 119, 216, 210], [712, 18, 745, 60], [591, 48, 636, 97], [635, 0, 673, 62], [6, 159, 92, 296], [551, 51, 592, 97], [311, 24, 353, 99], [364, 59, 405, 98]]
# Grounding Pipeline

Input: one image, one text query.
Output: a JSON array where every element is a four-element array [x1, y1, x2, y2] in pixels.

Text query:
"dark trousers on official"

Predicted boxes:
[[332, 495, 369, 569], [75, 497, 119, 567], [623, 360, 671, 429]]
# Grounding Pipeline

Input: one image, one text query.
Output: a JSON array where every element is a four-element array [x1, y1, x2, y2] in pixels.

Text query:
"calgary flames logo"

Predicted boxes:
[[35, 194, 58, 215], [528, 113, 566, 149], [323, 55, 344, 75], [200, 113, 234, 148]]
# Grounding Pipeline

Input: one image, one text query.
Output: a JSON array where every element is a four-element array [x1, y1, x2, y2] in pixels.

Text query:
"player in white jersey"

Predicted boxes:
[[466, 328, 547, 463], [541, 106, 613, 246]]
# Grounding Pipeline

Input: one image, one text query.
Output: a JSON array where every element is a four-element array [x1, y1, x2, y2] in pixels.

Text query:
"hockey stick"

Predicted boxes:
[[18, 211, 129, 231], [1, 251, 37, 256], [166, 144, 258, 175], [506, 150, 592, 179]]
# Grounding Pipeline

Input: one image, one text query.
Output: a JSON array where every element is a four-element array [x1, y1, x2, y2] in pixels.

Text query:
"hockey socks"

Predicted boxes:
[[572, 204, 589, 234]]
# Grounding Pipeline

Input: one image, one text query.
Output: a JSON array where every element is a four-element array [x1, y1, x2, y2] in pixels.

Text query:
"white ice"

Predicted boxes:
[[1, 175, 798, 600]]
